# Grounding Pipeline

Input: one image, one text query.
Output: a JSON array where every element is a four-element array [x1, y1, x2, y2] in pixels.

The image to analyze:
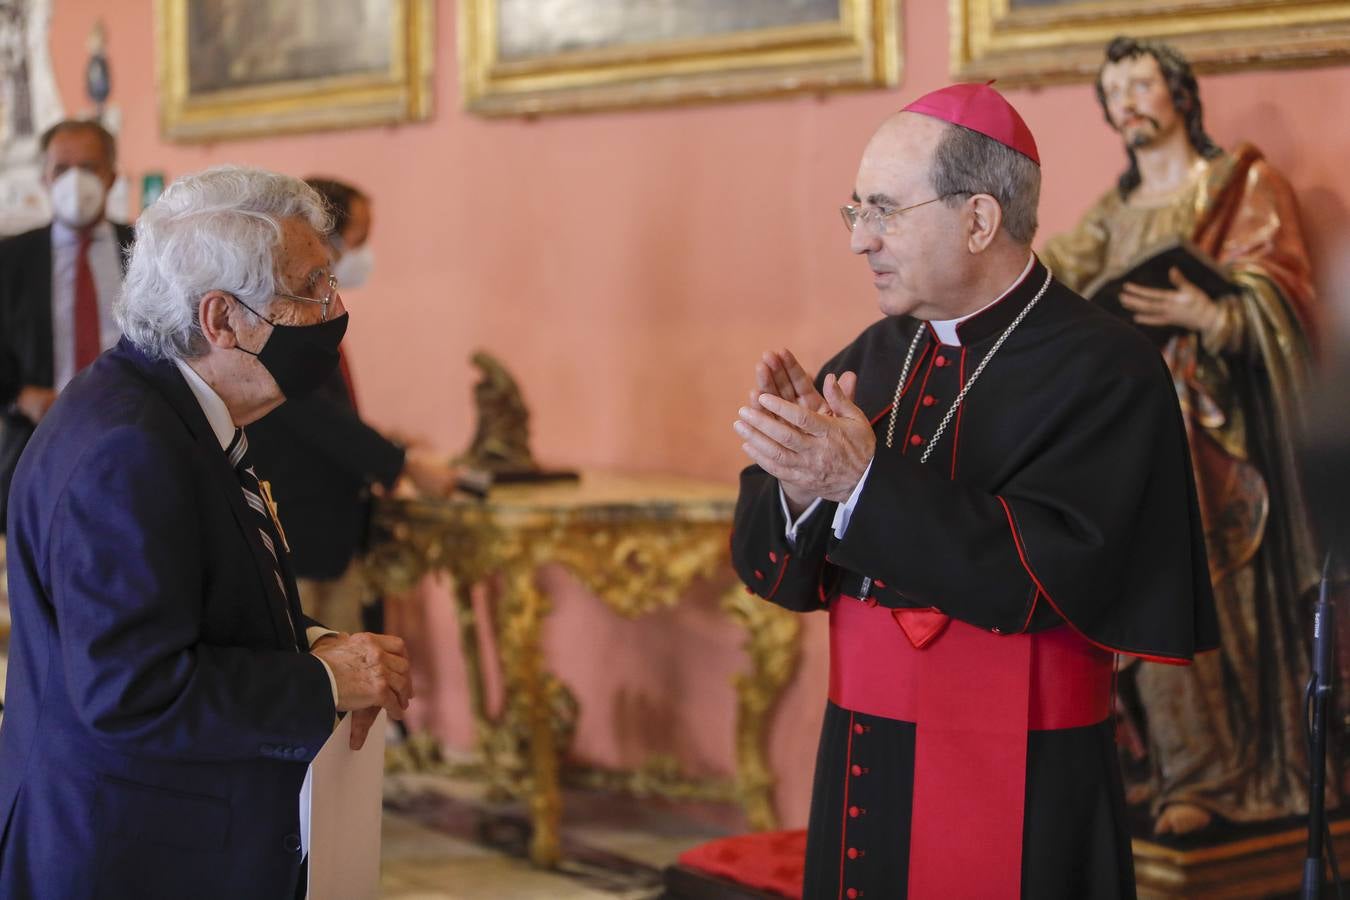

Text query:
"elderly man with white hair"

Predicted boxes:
[[0, 166, 413, 899]]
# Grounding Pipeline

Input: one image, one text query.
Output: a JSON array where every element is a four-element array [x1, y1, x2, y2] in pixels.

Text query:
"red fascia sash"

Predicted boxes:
[[828, 597, 1112, 899]]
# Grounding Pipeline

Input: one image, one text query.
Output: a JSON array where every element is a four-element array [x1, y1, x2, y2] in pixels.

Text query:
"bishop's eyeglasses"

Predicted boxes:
[[839, 192, 971, 235]]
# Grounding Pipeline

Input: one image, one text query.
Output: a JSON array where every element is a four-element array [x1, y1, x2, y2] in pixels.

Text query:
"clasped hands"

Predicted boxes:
[[311, 632, 413, 750], [733, 349, 875, 514]]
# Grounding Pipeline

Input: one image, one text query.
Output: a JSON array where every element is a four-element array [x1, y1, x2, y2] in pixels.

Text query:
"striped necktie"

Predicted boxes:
[[226, 428, 299, 647]]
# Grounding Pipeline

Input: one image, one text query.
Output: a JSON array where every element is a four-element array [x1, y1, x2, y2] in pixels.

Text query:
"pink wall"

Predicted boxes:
[[47, 1, 1350, 828]]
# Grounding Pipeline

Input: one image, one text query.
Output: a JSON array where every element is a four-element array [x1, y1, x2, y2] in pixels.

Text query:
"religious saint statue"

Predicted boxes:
[[1042, 36, 1329, 836]]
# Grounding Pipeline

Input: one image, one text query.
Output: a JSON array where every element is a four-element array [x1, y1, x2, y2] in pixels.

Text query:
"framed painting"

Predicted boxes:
[[952, 0, 1350, 87], [156, 0, 434, 141], [459, 0, 901, 117]]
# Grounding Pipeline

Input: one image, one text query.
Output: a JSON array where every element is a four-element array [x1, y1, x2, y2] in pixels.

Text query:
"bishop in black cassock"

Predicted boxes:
[[732, 84, 1217, 900]]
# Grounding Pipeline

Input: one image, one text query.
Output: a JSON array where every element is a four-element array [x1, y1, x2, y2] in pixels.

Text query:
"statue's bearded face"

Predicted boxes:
[[1099, 53, 1180, 150]]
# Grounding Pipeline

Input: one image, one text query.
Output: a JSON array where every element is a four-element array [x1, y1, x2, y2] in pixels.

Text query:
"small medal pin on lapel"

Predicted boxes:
[[257, 480, 290, 553]]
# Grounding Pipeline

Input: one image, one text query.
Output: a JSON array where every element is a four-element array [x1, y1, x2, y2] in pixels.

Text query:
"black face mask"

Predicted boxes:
[[234, 299, 349, 399]]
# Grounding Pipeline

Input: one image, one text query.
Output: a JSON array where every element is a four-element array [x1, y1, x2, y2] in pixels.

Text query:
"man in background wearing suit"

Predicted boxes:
[[0, 166, 413, 898], [0, 119, 133, 531]]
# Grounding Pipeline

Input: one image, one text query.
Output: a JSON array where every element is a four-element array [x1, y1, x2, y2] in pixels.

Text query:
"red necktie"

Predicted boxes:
[[74, 232, 101, 371]]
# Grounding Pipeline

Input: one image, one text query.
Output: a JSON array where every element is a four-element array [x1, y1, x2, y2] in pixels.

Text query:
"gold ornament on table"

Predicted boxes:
[[455, 351, 576, 485]]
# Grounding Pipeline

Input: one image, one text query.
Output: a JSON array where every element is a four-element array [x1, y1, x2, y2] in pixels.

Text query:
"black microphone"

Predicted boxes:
[[1303, 553, 1337, 900], [1315, 567, 1335, 692]]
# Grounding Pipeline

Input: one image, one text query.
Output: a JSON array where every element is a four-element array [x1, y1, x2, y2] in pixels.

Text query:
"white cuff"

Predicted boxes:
[[779, 485, 824, 547], [831, 459, 873, 540], [306, 626, 338, 646], [306, 626, 341, 709]]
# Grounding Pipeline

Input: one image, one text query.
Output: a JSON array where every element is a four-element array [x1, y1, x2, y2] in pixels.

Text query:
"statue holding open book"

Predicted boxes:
[[1043, 36, 1330, 837]]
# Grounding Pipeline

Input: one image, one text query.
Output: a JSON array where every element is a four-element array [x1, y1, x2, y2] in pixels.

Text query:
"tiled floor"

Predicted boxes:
[[0, 677, 729, 899], [381, 812, 625, 900], [379, 772, 736, 899]]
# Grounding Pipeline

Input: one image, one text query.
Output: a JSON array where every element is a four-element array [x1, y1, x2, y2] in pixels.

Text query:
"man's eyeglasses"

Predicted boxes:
[[839, 192, 971, 235], [274, 274, 339, 321]]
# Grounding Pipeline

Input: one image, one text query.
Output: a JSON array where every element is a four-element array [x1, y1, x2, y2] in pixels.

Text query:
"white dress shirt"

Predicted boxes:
[[782, 253, 1038, 545], [51, 220, 124, 391], [172, 358, 340, 706]]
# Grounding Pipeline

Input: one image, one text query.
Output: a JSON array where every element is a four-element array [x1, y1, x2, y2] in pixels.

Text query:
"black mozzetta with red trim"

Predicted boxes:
[[731, 258, 1214, 898], [732, 257, 1218, 662]]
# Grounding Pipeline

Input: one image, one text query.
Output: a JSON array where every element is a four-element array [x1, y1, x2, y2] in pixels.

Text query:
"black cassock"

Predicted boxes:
[[732, 259, 1218, 900]]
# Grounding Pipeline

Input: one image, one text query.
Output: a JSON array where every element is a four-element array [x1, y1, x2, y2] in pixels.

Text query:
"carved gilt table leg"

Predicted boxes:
[[722, 584, 803, 831], [499, 559, 565, 867], [359, 522, 447, 773], [449, 576, 509, 792]]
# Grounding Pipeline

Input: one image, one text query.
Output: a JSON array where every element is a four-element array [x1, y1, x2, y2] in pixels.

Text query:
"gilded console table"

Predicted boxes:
[[364, 471, 802, 867]]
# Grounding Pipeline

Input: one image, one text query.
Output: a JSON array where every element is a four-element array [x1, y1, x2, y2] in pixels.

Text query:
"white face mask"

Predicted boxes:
[[333, 242, 375, 290], [50, 168, 107, 228]]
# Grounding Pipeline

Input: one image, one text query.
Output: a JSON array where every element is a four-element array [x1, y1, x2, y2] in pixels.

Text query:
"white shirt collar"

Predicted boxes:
[[51, 218, 114, 248], [928, 252, 1037, 347], [172, 358, 236, 451]]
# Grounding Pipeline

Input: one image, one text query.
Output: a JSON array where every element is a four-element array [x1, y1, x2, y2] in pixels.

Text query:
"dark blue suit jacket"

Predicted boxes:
[[0, 339, 336, 899]]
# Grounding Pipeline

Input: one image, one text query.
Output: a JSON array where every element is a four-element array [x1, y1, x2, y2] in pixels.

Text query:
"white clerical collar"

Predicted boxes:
[[173, 358, 236, 451], [51, 218, 114, 247], [928, 252, 1037, 346]]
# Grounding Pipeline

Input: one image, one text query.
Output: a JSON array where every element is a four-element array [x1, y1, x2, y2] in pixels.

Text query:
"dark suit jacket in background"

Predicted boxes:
[[246, 368, 405, 580], [0, 222, 136, 532], [0, 338, 336, 899]]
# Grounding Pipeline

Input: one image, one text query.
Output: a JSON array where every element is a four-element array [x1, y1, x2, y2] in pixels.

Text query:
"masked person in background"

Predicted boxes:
[[317, 178, 376, 292], [245, 177, 459, 638], [0, 119, 133, 533]]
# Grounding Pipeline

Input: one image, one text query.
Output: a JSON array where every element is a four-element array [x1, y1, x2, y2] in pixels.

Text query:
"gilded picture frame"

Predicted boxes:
[[156, 0, 434, 142], [952, 0, 1350, 87], [459, 0, 901, 117]]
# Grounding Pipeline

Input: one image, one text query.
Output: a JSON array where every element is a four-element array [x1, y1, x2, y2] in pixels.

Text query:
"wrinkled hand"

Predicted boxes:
[[735, 372, 873, 504], [402, 451, 459, 499], [311, 632, 413, 750], [747, 349, 848, 513], [14, 385, 56, 424], [754, 349, 827, 415], [1119, 267, 1221, 332]]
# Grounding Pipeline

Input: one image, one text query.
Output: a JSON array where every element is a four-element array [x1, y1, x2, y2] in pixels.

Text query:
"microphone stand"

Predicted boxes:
[[1303, 553, 1337, 900]]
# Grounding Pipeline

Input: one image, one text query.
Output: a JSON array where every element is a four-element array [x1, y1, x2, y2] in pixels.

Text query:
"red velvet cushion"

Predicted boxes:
[[677, 830, 807, 898]]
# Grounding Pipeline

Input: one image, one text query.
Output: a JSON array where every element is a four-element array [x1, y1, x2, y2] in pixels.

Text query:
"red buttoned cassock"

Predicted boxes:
[[732, 258, 1218, 900]]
